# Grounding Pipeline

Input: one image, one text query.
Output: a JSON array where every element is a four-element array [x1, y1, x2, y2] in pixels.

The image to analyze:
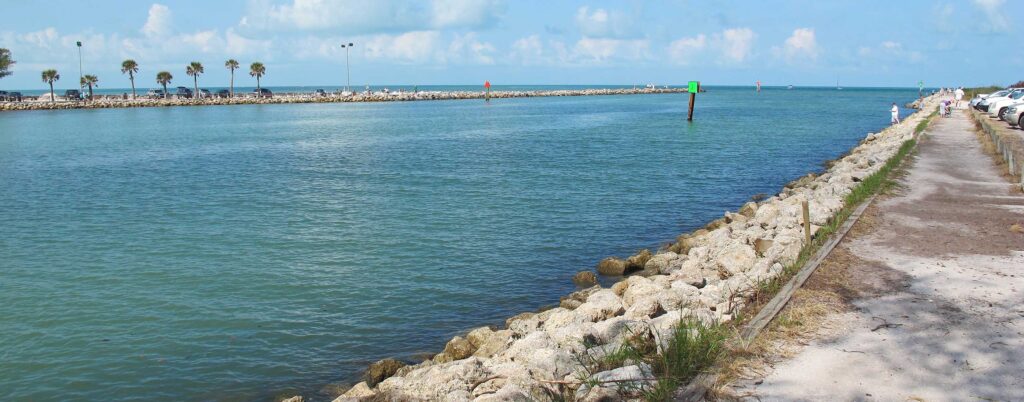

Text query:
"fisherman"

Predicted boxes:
[[891, 103, 900, 124]]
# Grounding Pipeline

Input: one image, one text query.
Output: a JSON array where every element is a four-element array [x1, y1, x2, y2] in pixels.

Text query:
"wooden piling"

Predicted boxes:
[[802, 200, 811, 245]]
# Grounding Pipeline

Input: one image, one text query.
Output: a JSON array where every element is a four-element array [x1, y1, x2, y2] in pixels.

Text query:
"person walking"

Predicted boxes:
[[955, 87, 965, 109], [891, 102, 900, 124]]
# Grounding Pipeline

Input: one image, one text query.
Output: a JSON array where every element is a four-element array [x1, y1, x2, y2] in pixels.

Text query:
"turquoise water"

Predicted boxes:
[[0, 87, 916, 401]]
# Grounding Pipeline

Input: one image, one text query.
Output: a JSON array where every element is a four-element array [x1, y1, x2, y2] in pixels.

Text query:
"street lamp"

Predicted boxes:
[[341, 42, 354, 93], [76, 41, 83, 89]]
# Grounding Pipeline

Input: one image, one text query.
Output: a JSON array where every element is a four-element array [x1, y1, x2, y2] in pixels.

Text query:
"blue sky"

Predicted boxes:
[[0, 0, 1021, 90]]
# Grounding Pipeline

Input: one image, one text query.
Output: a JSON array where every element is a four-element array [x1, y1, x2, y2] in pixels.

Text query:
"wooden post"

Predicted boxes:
[[801, 200, 811, 245], [687, 81, 699, 121], [687, 92, 695, 121]]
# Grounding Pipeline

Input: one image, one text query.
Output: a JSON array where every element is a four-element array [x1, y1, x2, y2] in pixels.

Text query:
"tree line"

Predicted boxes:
[[0, 48, 268, 102]]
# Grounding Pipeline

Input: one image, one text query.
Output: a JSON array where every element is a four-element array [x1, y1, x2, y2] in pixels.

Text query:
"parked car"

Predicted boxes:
[[215, 89, 230, 98], [253, 88, 273, 98], [987, 89, 1024, 119], [976, 89, 1014, 112], [7, 91, 22, 102], [314, 89, 327, 96], [1004, 103, 1024, 128], [199, 89, 211, 98], [175, 87, 193, 99], [64, 89, 83, 100], [0, 90, 8, 101], [146, 89, 167, 99]]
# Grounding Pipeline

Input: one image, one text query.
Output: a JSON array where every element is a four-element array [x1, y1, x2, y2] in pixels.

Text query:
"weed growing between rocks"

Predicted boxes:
[[568, 317, 729, 401]]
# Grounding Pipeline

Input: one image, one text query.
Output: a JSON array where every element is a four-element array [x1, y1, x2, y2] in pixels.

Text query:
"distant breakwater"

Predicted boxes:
[[0, 88, 687, 112]]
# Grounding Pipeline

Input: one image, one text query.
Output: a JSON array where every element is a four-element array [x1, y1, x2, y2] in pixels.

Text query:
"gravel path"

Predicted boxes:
[[747, 109, 1024, 401]]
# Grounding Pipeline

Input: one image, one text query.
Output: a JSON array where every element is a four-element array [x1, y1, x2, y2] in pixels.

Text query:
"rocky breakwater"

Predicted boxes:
[[0, 88, 686, 112], [320, 97, 940, 401], [329, 96, 940, 402]]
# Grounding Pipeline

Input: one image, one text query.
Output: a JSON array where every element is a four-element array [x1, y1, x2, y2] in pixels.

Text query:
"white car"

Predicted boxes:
[[977, 88, 1018, 113], [1004, 103, 1024, 127], [987, 89, 1024, 119]]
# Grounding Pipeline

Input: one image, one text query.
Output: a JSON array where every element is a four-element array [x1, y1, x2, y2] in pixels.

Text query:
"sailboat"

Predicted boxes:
[[836, 78, 843, 90]]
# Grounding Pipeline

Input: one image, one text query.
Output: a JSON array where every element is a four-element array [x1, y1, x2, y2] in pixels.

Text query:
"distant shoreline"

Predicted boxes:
[[0, 87, 687, 112]]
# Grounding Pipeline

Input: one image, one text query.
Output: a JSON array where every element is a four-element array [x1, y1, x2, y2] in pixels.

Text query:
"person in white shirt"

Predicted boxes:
[[891, 103, 900, 124], [955, 87, 965, 108]]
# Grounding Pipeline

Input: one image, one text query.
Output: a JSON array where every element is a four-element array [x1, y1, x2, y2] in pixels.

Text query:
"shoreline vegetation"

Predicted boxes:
[[0, 87, 686, 112], [307, 96, 940, 402]]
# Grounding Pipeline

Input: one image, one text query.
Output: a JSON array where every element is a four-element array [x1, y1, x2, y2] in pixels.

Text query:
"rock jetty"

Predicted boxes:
[[321, 95, 940, 402], [0, 88, 686, 112]]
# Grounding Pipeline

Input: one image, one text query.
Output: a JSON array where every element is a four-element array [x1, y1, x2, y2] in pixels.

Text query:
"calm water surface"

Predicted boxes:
[[0, 87, 916, 401]]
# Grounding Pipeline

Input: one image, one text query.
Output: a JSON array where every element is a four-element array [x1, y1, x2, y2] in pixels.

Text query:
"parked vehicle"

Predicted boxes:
[[1004, 103, 1024, 127], [215, 89, 230, 98], [976, 89, 1014, 112], [199, 89, 211, 98], [253, 88, 273, 98], [987, 89, 1024, 119], [175, 86, 193, 99], [63, 89, 83, 100], [7, 91, 22, 102], [315, 89, 327, 96], [0, 90, 8, 101]]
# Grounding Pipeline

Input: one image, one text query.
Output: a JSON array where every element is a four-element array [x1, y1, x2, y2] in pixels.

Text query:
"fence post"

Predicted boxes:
[[801, 200, 811, 245]]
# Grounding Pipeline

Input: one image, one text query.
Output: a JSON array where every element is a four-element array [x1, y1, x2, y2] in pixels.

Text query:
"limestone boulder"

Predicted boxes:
[[433, 336, 475, 363], [572, 271, 599, 286], [365, 358, 406, 387], [596, 257, 627, 276], [714, 242, 757, 277], [576, 364, 655, 398], [575, 289, 625, 321], [332, 382, 375, 402]]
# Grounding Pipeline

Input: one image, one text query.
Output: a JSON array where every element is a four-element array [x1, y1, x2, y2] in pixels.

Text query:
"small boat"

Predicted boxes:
[[788, 85, 793, 90]]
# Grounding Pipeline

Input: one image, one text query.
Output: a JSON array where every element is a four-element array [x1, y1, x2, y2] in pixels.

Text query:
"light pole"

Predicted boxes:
[[76, 41, 83, 89], [341, 42, 354, 93]]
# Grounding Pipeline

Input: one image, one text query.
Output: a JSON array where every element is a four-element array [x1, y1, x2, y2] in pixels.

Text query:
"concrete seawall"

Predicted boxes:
[[0, 88, 687, 112]]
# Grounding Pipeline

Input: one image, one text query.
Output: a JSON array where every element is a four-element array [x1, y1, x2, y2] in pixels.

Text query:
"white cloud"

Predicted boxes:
[[973, 0, 1009, 32], [363, 31, 442, 63], [717, 28, 755, 63], [511, 35, 544, 65], [141, 4, 172, 37], [447, 32, 496, 65], [242, 0, 503, 33], [857, 41, 924, 63], [667, 34, 707, 65], [431, 0, 504, 29], [571, 38, 650, 64], [575, 6, 638, 39], [779, 28, 818, 61]]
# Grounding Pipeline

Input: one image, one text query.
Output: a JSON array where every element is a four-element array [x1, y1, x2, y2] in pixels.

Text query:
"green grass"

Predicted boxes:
[[644, 319, 729, 400]]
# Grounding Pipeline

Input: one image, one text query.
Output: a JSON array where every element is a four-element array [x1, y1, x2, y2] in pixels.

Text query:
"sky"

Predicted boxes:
[[0, 0, 1021, 90]]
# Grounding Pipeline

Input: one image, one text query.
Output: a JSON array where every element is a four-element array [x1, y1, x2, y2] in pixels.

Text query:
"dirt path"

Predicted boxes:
[[735, 110, 1024, 401]]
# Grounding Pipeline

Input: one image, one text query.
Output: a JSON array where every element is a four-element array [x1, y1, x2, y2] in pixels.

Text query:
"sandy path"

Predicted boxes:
[[746, 110, 1024, 401]]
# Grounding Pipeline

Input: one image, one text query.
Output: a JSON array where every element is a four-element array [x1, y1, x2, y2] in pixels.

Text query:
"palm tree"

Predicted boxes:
[[186, 61, 203, 99], [121, 59, 139, 99], [0, 48, 15, 79], [81, 74, 98, 100], [225, 59, 239, 98], [41, 69, 59, 102], [250, 62, 266, 97], [156, 71, 172, 99]]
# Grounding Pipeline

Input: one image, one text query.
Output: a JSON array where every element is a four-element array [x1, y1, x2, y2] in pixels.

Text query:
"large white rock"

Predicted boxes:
[[714, 242, 757, 276], [576, 289, 625, 321]]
